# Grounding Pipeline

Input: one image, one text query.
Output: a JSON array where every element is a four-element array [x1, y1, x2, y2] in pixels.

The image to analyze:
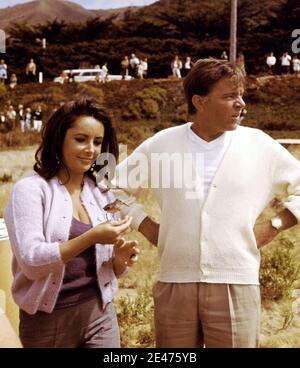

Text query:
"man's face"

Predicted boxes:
[[197, 77, 245, 136]]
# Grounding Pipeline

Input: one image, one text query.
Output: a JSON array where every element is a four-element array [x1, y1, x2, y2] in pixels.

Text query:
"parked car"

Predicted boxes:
[[53, 69, 133, 83]]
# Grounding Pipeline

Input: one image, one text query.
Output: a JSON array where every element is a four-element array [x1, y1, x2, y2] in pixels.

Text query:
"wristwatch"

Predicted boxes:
[[271, 217, 283, 232]]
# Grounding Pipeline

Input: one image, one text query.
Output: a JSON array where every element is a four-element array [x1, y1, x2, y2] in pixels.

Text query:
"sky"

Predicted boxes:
[[0, 0, 158, 10]]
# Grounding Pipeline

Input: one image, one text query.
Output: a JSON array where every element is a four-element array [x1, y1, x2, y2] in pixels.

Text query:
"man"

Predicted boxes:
[[25, 58, 37, 82], [32, 105, 43, 132], [104, 59, 300, 348], [280, 52, 292, 74], [266, 52, 276, 74], [0, 59, 7, 84], [6, 105, 16, 130]]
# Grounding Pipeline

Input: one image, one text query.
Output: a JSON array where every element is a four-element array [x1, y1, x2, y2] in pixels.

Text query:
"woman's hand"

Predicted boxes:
[[90, 216, 132, 244], [113, 238, 140, 276], [60, 216, 132, 264]]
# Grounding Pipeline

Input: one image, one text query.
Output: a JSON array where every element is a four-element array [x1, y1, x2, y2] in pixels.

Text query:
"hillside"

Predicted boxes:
[[1, 75, 300, 150], [3, 0, 299, 79], [0, 0, 139, 30]]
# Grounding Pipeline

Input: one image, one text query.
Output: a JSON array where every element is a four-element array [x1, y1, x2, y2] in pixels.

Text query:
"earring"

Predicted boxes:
[[56, 154, 60, 164], [90, 163, 96, 172]]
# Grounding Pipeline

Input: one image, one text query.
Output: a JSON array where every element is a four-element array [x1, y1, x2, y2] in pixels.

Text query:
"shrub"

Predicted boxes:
[[0, 130, 41, 150], [116, 282, 155, 348], [125, 86, 167, 120], [75, 83, 105, 104], [260, 238, 300, 302], [0, 173, 12, 183], [0, 83, 7, 103]]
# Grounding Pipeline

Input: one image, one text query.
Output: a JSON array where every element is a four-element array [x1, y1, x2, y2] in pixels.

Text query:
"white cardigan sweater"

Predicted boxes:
[[108, 124, 300, 285]]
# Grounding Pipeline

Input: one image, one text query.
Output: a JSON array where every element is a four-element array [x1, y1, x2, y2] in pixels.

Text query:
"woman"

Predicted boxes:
[[4, 99, 139, 348]]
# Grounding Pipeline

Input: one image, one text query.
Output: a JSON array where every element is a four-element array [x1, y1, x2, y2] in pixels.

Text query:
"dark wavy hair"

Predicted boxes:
[[34, 98, 119, 183]]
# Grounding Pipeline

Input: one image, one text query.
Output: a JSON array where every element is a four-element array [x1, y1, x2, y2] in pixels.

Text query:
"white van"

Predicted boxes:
[[53, 69, 133, 83]]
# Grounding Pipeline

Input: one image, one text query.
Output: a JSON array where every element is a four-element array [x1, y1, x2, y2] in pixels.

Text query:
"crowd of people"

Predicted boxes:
[[266, 51, 300, 75], [170, 51, 246, 78], [170, 50, 300, 79], [0, 58, 40, 89], [0, 104, 43, 133], [1, 50, 300, 88], [121, 54, 148, 79]]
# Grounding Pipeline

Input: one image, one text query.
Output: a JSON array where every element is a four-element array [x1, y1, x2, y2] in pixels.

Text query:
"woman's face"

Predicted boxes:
[[61, 116, 104, 176]]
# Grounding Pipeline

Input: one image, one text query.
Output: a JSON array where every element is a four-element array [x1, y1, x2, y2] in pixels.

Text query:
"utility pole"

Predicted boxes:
[[230, 0, 237, 64]]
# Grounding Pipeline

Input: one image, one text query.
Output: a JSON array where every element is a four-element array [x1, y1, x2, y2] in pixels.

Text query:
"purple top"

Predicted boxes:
[[55, 217, 100, 309]]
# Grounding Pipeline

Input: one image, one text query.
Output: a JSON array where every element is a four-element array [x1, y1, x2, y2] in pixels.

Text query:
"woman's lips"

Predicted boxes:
[[78, 157, 94, 163]]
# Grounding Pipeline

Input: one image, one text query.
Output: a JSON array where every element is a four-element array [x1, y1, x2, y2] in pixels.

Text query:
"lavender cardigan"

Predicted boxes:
[[4, 174, 118, 315]]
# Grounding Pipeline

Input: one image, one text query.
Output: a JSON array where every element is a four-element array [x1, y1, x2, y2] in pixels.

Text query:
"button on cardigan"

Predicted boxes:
[[4, 175, 118, 315]]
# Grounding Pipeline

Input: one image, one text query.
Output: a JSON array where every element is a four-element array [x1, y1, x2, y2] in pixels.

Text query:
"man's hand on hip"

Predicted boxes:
[[254, 221, 278, 248], [138, 216, 159, 246]]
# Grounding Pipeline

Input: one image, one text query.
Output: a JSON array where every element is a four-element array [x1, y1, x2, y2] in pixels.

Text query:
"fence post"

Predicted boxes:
[[0, 29, 6, 54]]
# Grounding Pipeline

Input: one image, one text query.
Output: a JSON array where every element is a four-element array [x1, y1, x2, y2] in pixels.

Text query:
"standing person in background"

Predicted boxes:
[[280, 52, 292, 74], [183, 56, 193, 77], [101, 63, 109, 83], [9, 73, 18, 89], [121, 56, 129, 79], [0, 59, 7, 84], [236, 51, 246, 76], [25, 59, 37, 82], [129, 54, 140, 78], [141, 58, 148, 79], [32, 105, 43, 132], [6, 105, 16, 130], [137, 58, 148, 79], [266, 52, 276, 74], [4, 99, 140, 348], [220, 51, 228, 60], [18, 104, 25, 133], [0, 111, 6, 132], [24, 107, 31, 131], [171, 55, 182, 78], [292, 55, 300, 76]]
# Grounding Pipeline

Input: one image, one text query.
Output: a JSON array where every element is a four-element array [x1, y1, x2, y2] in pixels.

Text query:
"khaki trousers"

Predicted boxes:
[[153, 282, 260, 348]]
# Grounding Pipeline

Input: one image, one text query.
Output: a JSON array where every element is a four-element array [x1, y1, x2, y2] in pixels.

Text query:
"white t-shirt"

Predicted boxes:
[[266, 55, 276, 66], [292, 59, 300, 72], [281, 55, 291, 66], [187, 122, 233, 198]]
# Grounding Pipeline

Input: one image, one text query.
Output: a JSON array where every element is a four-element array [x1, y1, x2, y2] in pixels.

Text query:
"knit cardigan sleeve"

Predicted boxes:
[[271, 139, 300, 222], [4, 178, 64, 280], [106, 137, 152, 230]]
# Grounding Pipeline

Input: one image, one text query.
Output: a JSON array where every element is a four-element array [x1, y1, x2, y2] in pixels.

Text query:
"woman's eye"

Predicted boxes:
[[75, 138, 85, 142], [94, 140, 102, 146]]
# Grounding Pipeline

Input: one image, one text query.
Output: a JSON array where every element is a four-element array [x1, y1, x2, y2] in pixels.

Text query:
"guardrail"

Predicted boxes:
[[276, 139, 300, 145]]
